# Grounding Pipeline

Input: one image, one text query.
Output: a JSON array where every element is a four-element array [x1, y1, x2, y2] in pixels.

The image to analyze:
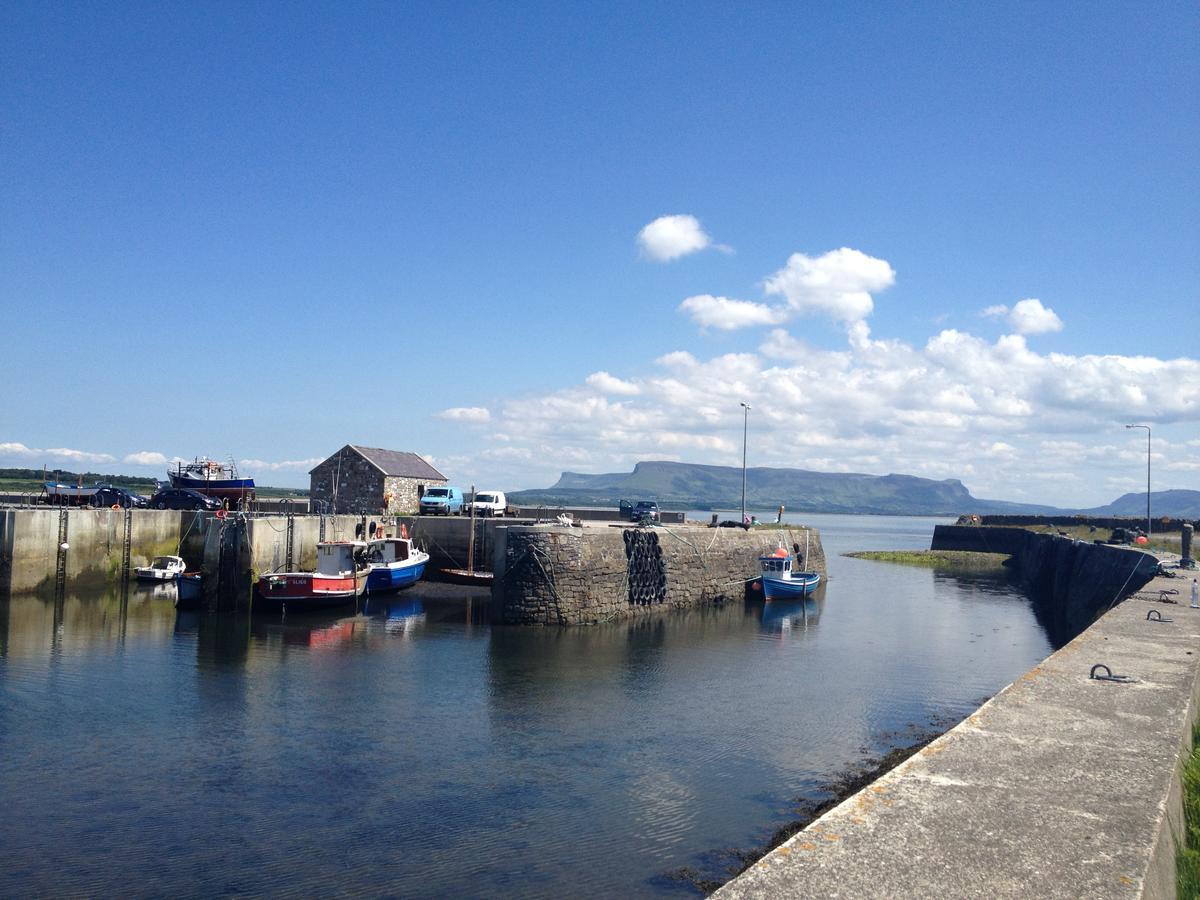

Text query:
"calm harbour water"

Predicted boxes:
[[0, 514, 1056, 897]]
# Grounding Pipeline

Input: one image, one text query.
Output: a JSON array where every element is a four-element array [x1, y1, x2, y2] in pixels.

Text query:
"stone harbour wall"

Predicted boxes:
[[492, 524, 826, 625], [932, 525, 1159, 642]]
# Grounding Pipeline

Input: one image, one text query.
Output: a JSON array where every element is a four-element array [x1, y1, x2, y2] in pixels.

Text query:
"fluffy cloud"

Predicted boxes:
[[239, 457, 324, 471], [637, 214, 715, 262], [678, 294, 784, 330], [763, 248, 896, 324], [0, 442, 37, 457], [0, 442, 116, 465], [123, 451, 168, 466], [436, 406, 491, 423], [980, 298, 1064, 335], [1008, 298, 1063, 335], [586, 371, 641, 395], [448, 325, 1198, 505]]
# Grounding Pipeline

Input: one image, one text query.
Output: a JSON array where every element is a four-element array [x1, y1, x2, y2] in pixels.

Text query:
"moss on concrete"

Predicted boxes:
[[844, 550, 1008, 570]]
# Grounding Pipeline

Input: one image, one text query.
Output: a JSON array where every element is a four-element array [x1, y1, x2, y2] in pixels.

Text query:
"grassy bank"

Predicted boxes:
[[1179, 721, 1200, 896], [844, 550, 1008, 570]]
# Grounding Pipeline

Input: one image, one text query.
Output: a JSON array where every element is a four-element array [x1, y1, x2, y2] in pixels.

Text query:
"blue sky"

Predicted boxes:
[[2, 2, 1197, 507]]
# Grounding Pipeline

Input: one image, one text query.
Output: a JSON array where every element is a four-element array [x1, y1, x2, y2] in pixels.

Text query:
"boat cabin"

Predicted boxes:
[[759, 555, 794, 574], [317, 542, 367, 576], [366, 538, 412, 565]]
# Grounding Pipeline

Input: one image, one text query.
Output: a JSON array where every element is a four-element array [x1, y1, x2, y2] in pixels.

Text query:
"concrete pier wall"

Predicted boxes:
[[933, 525, 1159, 640], [492, 524, 825, 625], [715, 567, 1200, 899], [0, 508, 199, 594]]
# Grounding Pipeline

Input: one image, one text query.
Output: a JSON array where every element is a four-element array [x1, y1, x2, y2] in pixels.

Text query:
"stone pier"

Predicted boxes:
[[491, 523, 825, 625]]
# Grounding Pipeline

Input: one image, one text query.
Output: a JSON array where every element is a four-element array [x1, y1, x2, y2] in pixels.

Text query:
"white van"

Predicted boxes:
[[467, 490, 507, 517]]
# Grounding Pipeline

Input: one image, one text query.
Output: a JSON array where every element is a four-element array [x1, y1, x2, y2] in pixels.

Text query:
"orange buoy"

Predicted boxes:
[[1135, 535, 1148, 545]]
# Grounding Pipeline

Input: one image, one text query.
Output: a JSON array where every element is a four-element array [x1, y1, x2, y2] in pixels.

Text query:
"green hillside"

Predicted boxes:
[[509, 460, 1062, 516]]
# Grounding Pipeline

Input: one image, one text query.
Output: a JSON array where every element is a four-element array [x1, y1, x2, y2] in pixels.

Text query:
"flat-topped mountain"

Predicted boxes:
[[509, 460, 1061, 516]]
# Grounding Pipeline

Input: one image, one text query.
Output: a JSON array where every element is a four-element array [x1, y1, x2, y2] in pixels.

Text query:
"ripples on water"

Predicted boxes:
[[0, 515, 1054, 897]]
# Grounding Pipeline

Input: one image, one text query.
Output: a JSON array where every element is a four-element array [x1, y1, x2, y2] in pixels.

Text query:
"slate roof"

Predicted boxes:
[[312, 445, 447, 481]]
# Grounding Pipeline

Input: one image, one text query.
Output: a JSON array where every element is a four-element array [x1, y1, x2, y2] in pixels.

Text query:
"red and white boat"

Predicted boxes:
[[256, 541, 369, 612]]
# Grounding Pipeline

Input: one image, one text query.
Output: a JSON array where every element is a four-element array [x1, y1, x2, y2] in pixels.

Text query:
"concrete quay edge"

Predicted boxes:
[[715, 566, 1200, 899]]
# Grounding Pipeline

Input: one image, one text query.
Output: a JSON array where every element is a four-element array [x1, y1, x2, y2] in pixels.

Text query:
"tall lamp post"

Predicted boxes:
[[1125, 424, 1151, 538], [740, 402, 751, 526]]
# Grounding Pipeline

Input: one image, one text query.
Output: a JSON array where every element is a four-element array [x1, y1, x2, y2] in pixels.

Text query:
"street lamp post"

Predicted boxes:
[[1125, 424, 1151, 538], [740, 402, 751, 527]]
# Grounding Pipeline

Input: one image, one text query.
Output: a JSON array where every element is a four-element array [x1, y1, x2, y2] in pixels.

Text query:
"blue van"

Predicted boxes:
[[419, 486, 464, 515]]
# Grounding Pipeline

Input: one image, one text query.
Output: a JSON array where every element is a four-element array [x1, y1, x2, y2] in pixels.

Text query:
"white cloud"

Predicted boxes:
[[678, 294, 784, 331], [436, 406, 491, 423], [637, 214, 715, 262], [461, 320, 1198, 505], [0, 442, 117, 465], [123, 451, 168, 466], [239, 457, 324, 472], [586, 371, 641, 395], [763, 247, 896, 325], [1008, 298, 1063, 335], [981, 299, 1064, 335]]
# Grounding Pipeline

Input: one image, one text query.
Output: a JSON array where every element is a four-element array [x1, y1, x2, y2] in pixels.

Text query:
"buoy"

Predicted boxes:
[[215, 509, 228, 520], [1135, 535, 1148, 545], [60, 542, 69, 551]]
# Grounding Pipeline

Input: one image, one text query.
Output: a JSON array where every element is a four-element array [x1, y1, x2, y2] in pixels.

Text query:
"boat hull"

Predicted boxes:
[[136, 569, 178, 582], [175, 574, 204, 610], [168, 474, 256, 501], [761, 572, 821, 601], [366, 560, 427, 593], [256, 571, 367, 611]]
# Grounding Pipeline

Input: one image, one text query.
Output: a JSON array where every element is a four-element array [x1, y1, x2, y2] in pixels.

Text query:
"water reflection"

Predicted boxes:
[[757, 591, 824, 636], [0, 516, 1060, 899]]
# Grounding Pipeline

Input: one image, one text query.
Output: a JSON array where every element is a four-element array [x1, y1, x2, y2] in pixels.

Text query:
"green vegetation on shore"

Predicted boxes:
[[844, 550, 1009, 570], [1179, 721, 1200, 896]]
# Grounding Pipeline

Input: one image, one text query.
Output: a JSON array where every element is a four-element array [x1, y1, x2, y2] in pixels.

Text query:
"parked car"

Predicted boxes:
[[419, 486, 464, 515], [619, 499, 660, 523], [147, 487, 223, 511], [91, 485, 148, 509], [467, 490, 507, 517]]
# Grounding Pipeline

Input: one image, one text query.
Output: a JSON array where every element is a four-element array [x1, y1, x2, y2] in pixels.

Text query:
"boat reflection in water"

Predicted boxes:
[[758, 589, 825, 635], [381, 599, 426, 636]]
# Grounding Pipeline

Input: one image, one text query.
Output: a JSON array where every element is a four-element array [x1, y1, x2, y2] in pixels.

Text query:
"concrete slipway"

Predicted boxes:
[[716, 565, 1200, 899]]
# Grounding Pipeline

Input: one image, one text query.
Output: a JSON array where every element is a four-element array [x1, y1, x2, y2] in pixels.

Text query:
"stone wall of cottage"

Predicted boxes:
[[383, 475, 446, 514], [493, 524, 826, 625], [309, 450, 384, 514], [310, 449, 447, 514]]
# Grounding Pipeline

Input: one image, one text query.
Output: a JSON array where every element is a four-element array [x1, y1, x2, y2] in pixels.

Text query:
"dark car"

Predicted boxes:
[[147, 487, 223, 511], [619, 499, 661, 523], [91, 485, 149, 509]]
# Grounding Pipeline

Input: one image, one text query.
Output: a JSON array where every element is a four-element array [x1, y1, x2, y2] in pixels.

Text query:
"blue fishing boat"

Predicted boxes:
[[174, 572, 204, 609], [759, 549, 821, 600], [168, 457, 256, 503], [365, 534, 429, 593]]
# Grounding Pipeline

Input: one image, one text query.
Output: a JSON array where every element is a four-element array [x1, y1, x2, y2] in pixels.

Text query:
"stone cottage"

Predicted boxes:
[[309, 445, 448, 514]]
